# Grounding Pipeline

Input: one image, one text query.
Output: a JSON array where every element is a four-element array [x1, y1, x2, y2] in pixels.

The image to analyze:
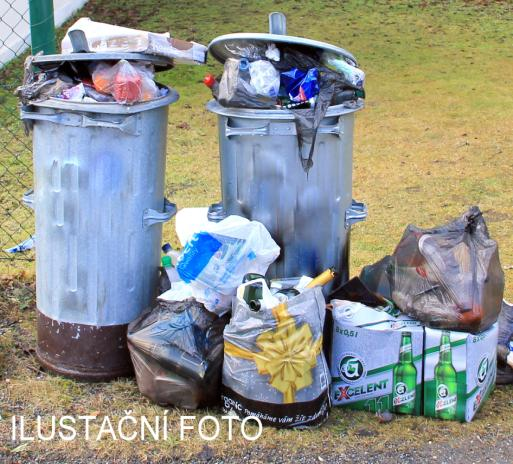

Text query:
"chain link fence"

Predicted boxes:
[[0, 0, 37, 270]]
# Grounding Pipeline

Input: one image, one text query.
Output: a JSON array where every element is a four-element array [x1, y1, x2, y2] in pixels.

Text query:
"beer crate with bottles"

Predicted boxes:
[[330, 301, 424, 415], [423, 324, 498, 422]]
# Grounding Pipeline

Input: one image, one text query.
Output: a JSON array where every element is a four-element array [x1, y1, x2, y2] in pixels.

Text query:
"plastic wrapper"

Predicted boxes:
[[222, 286, 330, 428], [91, 60, 159, 104], [362, 207, 504, 333], [62, 18, 207, 64], [127, 299, 229, 409], [217, 58, 277, 109], [321, 52, 365, 89], [177, 215, 280, 314], [15, 55, 75, 105], [249, 60, 280, 98], [281, 68, 320, 102]]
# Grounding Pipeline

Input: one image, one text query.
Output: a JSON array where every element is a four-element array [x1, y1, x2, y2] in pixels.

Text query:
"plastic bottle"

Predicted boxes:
[[203, 74, 219, 99], [162, 243, 181, 267], [162, 255, 181, 284]]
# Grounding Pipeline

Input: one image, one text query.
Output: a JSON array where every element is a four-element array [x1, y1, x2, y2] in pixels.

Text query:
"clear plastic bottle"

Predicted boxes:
[[161, 255, 180, 284]]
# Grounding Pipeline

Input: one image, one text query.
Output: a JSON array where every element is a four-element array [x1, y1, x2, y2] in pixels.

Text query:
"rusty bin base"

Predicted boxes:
[[36, 310, 134, 382]]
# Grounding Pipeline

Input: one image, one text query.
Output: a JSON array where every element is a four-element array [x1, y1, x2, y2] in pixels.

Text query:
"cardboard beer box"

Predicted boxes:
[[330, 301, 424, 415], [423, 323, 498, 422]]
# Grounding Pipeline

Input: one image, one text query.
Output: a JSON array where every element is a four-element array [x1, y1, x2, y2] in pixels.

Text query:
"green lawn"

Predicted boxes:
[[0, 0, 512, 461]]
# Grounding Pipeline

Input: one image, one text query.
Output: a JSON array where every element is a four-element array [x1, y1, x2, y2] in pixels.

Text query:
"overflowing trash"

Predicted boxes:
[[15, 18, 207, 106], [360, 207, 504, 334], [204, 14, 365, 171], [127, 299, 229, 409], [16, 10, 510, 432], [222, 277, 330, 428]]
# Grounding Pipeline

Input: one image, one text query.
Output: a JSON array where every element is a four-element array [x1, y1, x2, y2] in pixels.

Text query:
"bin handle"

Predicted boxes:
[[225, 120, 269, 138], [345, 199, 367, 229], [225, 119, 342, 138], [143, 199, 177, 228], [20, 108, 141, 136], [317, 122, 343, 137], [22, 188, 35, 210]]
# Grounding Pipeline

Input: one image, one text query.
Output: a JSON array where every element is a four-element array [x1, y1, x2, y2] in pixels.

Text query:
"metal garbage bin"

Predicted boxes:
[[206, 15, 367, 292], [21, 53, 178, 381]]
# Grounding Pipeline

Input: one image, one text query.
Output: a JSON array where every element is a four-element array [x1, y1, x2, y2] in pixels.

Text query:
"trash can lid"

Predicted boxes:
[[208, 33, 358, 67], [32, 52, 174, 72]]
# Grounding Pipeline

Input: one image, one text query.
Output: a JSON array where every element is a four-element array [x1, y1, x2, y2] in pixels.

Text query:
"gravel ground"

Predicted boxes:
[[1, 428, 511, 463]]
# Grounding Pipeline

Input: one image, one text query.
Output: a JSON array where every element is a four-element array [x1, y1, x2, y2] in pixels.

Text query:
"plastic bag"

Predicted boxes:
[[91, 60, 159, 104], [359, 256, 394, 301], [127, 299, 229, 409], [281, 68, 320, 102], [362, 207, 504, 333], [15, 55, 76, 105], [222, 285, 330, 428], [249, 60, 280, 98], [217, 58, 277, 109], [497, 300, 513, 384], [321, 52, 365, 89], [177, 215, 280, 314]]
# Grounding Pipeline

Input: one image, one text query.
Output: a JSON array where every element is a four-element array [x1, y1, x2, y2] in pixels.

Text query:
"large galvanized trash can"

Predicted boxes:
[[207, 17, 367, 292], [21, 80, 178, 380]]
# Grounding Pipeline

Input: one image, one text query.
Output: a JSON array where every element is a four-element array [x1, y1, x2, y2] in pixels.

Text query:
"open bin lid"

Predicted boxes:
[[208, 12, 357, 66], [32, 52, 174, 72]]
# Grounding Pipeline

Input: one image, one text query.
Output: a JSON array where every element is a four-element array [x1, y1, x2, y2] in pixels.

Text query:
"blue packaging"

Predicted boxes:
[[281, 68, 320, 102]]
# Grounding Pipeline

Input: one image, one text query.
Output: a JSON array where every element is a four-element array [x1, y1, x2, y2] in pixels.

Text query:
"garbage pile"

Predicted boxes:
[[15, 18, 207, 106], [204, 46, 364, 110], [203, 33, 365, 171], [127, 206, 506, 426], [330, 206, 505, 422]]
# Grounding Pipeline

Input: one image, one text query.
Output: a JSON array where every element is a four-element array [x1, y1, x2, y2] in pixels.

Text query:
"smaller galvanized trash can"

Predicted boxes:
[[21, 53, 178, 380], [207, 18, 367, 292]]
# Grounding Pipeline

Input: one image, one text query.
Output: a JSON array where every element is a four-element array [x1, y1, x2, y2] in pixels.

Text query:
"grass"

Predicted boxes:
[[1, 0, 513, 461]]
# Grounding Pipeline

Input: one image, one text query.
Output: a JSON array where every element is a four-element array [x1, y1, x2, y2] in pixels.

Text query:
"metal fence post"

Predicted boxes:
[[28, 0, 56, 55]]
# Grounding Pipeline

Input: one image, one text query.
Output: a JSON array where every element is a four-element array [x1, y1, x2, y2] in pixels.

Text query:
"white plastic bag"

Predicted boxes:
[[222, 286, 330, 428], [177, 216, 280, 314], [175, 207, 210, 246], [249, 60, 280, 98]]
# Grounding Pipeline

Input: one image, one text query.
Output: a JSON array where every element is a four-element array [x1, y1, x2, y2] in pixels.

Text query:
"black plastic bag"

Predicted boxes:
[[127, 299, 229, 409], [361, 207, 504, 333], [497, 300, 513, 384]]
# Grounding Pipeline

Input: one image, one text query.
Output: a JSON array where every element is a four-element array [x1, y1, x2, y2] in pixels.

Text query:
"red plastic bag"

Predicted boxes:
[[92, 59, 159, 104]]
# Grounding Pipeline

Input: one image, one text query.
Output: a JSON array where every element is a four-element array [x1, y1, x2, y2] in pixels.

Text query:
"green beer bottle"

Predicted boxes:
[[393, 331, 417, 414], [434, 331, 458, 420]]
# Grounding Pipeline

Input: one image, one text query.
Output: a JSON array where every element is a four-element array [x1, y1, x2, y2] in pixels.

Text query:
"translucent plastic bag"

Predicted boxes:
[[92, 60, 159, 104], [249, 60, 280, 98], [127, 299, 229, 409], [222, 285, 330, 428], [362, 207, 504, 333], [177, 216, 280, 314], [217, 58, 277, 109]]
